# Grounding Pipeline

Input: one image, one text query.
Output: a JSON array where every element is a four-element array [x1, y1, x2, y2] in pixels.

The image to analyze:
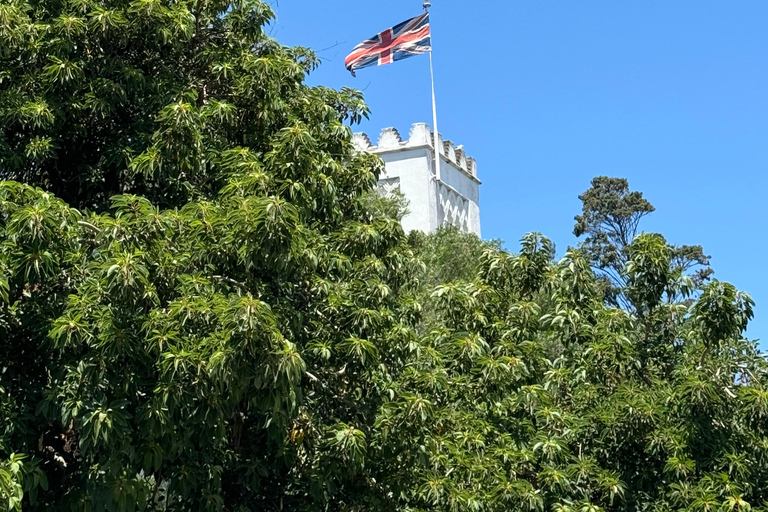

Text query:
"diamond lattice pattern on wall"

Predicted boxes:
[[438, 184, 469, 231], [377, 177, 401, 199]]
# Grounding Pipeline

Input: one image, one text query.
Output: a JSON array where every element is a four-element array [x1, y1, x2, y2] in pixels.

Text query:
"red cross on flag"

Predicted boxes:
[[345, 13, 432, 76]]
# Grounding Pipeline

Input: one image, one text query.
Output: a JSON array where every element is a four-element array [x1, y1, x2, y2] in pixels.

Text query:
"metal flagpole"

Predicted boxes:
[[424, 1, 440, 181]]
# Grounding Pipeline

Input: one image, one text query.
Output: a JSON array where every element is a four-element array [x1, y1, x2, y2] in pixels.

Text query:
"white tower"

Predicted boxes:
[[353, 122, 481, 236]]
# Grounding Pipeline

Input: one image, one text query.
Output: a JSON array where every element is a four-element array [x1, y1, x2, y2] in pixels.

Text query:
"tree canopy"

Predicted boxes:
[[574, 177, 712, 309], [1, 1, 766, 512]]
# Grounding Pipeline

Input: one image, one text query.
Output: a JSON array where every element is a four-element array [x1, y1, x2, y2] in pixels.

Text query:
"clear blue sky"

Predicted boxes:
[[271, 1, 768, 343]]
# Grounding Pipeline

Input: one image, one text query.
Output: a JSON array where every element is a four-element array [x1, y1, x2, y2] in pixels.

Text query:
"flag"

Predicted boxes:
[[345, 13, 431, 76]]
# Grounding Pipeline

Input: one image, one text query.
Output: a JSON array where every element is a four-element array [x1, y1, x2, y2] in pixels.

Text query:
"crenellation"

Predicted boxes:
[[466, 157, 477, 177], [443, 140, 456, 163], [353, 124, 477, 178], [455, 147, 467, 171], [407, 122, 431, 147], [352, 132, 373, 152], [377, 127, 403, 149], [434, 132, 444, 156]]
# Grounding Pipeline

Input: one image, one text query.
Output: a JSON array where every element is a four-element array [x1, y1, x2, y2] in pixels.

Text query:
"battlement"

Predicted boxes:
[[353, 122, 478, 180]]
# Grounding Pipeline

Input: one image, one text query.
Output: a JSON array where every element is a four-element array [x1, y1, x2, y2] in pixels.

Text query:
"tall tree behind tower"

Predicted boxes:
[[574, 176, 712, 309]]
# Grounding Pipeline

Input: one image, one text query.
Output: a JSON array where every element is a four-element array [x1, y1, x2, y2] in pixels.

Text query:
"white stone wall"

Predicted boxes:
[[353, 123, 481, 236]]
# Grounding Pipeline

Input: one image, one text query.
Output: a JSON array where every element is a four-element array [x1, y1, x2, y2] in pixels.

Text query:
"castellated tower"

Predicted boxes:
[[353, 122, 481, 236]]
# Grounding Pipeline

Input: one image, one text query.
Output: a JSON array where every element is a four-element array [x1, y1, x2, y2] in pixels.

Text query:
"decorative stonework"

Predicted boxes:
[[438, 182, 470, 231], [377, 127, 403, 149], [353, 123, 479, 179], [377, 177, 401, 198]]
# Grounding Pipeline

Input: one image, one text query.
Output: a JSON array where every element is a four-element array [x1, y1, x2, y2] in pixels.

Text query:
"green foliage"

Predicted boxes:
[[373, 232, 766, 512], [408, 226, 502, 328], [0, 0, 415, 508], [0, 144, 420, 508], [0, 454, 46, 512], [409, 225, 502, 290], [0, 1, 766, 511], [574, 177, 712, 309], [625, 233, 673, 314], [0, 454, 25, 512], [0, 0, 369, 210]]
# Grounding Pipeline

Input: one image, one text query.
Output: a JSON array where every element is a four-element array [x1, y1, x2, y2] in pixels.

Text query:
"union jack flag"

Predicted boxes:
[[345, 13, 431, 76]]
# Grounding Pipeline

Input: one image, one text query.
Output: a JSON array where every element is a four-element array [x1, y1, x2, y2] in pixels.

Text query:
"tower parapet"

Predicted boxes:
[[353, 122, 481, 236]]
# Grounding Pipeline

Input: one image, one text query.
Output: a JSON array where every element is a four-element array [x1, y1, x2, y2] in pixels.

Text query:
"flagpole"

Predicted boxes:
[[424, 1, 440, 181]]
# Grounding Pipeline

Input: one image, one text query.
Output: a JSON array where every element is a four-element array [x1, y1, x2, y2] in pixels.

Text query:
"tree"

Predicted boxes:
[[0, 0, 371, 211], [409, 225, 502, 291], [1, 0, 767, 510], [574, 177, 712, 309], [0, 0, 420, 509], [372, 231, 764, 512], [406, 225, 502, 330]]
